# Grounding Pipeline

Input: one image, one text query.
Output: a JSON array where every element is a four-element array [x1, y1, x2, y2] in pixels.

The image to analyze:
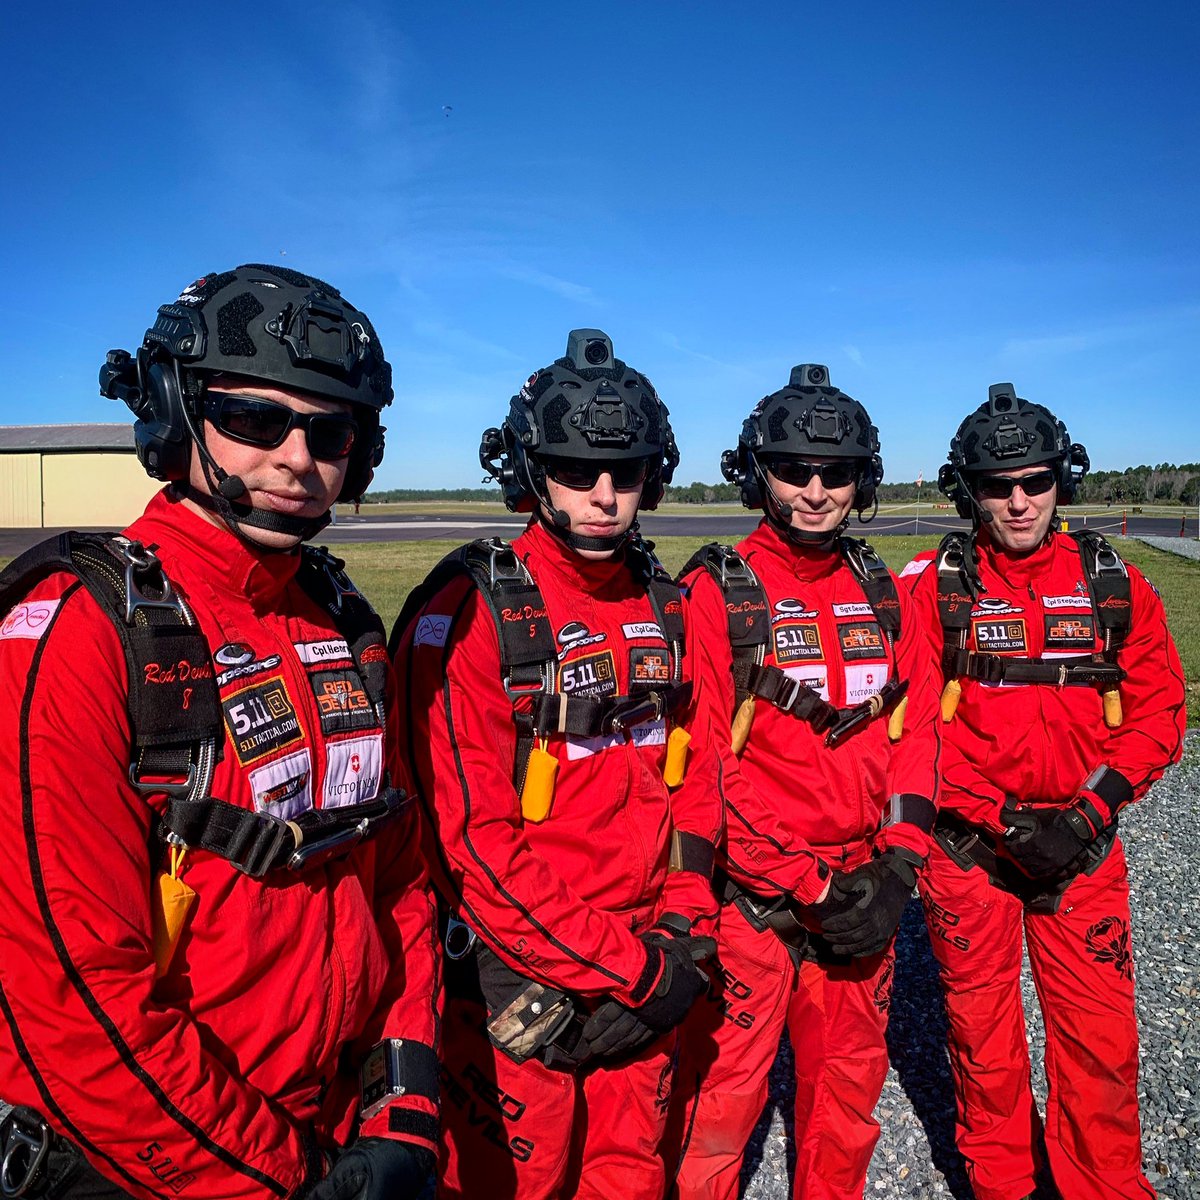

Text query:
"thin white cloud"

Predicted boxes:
[[842, 344, 866, 368], [495, 264, 598, 304]]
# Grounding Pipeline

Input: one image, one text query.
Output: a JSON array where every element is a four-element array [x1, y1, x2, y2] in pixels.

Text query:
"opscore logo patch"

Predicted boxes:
[[325, 735, 382, 809], [556, 621, 607, 659]]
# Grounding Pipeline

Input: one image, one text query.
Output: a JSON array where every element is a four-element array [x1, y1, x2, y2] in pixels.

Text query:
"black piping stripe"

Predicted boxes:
[[19, 585, 289, 1197], [439, 601, 630, 988], [1, 971, 147, 1196]]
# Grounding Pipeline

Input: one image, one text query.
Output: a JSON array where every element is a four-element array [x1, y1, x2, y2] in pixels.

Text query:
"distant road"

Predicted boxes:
[[0, 510, 1188, 557]]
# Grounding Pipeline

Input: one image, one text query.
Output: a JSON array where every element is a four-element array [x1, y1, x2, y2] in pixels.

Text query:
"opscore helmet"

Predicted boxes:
[[480, 329, 679, 551], [99, 263, 393, 540], [938, 382, 1089, 521], [721, 363, 884, 543]]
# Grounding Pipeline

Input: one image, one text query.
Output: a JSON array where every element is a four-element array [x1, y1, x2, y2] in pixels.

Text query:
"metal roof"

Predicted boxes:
[[0, 425, 136, 453]]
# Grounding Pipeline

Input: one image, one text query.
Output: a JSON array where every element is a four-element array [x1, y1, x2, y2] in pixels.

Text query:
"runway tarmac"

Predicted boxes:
[[0, 510, 1185, 558]]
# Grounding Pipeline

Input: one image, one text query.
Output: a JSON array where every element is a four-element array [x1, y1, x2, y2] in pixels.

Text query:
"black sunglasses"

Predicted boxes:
[[974, 469, 1057, 501], [202, 393, 358, 461], [762, 458, 858, 489], [543, 457, 652, 491]]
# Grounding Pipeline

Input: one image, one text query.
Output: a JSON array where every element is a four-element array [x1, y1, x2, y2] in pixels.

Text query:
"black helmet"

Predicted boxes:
[[938, 382, 1089, 520], [721, 364, 884, 541], [99, 264, 393, 539], [480, 330, 678, 546]]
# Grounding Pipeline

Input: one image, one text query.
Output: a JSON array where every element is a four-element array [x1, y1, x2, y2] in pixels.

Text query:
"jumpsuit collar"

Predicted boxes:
[[517, 518, 641, 598], [976, 527, 1058, 591], [129, 487, 303, 609], [745, 517, 842, 585]]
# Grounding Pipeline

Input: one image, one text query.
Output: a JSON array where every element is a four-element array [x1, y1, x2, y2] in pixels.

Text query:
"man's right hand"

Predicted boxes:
[[300, 1138, 434, 1200], [578, 930, 715, 1062]]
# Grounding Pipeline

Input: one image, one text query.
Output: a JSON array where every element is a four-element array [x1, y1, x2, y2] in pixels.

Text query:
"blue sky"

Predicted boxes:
[[2, 2, 1196, 489]]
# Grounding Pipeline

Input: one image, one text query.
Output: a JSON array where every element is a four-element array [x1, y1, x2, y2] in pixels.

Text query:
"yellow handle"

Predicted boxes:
[[731, 695, 756, 755], [940, 678, 962, 723], [1102, 687, 1124, 729], [887, 695, 909, 742], [663, 727, 692, 788], [152, 871, 197, 979], [520, 743, 558, 823]]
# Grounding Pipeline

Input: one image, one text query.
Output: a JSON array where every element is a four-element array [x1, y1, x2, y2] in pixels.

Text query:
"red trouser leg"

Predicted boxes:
[[1026, 840, 1155, 1200], [788, 949, 893, 1200], [671, 905, 796, 1200], [919, 839, 1042, 1200], [438, 997, 674, 1200]]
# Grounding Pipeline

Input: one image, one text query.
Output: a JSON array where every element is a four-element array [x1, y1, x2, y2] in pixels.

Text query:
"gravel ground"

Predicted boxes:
[[739, 732, 1200, 1200], [1134, 536, 1200, 562]]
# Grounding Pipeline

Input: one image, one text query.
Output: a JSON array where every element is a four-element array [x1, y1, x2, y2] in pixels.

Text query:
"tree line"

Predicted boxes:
[[366, 464, 1200, 507]]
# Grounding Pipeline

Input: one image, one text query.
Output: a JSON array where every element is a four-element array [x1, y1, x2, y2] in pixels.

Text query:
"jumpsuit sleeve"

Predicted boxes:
[[873, 578, 943, 862], [681, 569, 830, 905], [352, 785, 443, 1157], [1085, 563, 1186, 810], [0, 582, 318, 1200], [655, 586, 726, 936], [397, 581, 663, 1007]]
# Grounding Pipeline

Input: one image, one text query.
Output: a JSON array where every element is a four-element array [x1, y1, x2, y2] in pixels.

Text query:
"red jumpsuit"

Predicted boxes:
[[672, 521, 942, 1200], [393, 521, 723, 1200], [0, 490, 440, 1200], [903, 531, 1186, 1200]]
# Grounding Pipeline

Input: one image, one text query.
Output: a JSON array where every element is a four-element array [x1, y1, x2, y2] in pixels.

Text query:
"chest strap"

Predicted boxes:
[[516, 681, 694, 741], [944, 650, 1125, 687]]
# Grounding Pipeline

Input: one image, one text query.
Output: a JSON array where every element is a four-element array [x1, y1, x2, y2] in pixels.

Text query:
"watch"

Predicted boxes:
[[360, 1039, 408, 1120]]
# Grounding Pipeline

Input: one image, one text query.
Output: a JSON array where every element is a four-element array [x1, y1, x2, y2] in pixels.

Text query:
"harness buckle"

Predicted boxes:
[[1, 1110, 50, 1199], [116, 540, 186, 624], [608, 691, 664, 734], [775, 674, 803, 713], [127, 760, 198, 799]]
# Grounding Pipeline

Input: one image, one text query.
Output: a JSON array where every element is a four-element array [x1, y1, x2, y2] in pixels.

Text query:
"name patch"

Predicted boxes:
[[293, 638, 352, 664]]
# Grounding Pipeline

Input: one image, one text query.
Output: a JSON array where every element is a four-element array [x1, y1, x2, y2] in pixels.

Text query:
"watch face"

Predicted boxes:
[[360, 1043, 390, 1113]]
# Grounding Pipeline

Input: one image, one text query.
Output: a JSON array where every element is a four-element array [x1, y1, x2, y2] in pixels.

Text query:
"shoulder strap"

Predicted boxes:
[[0, 531, 221, 795], [388, 537, 558, 695], [626, 533, 686, 683], [297, 545, 390, 721], [839, 536, 902, 642], [1069, 530, 1132, 653], [677, 541, 770, 652]]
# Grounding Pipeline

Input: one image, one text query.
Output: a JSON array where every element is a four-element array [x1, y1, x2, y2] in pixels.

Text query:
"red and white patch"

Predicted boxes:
[[845, 663, 890, 706], [249, 748, 313, 820], [324, 734, 382, 809]]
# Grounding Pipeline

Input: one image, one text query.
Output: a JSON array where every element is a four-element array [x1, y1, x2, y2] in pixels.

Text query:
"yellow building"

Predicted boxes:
[[0, 425, 161, 528]]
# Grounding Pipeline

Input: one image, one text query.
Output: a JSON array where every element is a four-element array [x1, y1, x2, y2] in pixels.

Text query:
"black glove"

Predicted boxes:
[[578, 930, 715, 1062], [302, 1138, 435, 1200], [1000, 799, 1106, 881], [806, 851, 919, 958]]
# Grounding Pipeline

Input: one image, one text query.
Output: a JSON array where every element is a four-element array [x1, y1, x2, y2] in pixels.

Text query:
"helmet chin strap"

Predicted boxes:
[[755, 459, 845, 552], [537, 506, 630, 554], [180, 408, 330, 547]]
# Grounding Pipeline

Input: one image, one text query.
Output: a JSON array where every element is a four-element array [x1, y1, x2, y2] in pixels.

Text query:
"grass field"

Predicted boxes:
[[331, 535, 1199, 725]]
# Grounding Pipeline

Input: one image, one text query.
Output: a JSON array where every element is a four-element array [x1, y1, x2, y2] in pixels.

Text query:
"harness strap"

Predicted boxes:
[[945, 649, 1126, 687], [161, 786, 411, 878]]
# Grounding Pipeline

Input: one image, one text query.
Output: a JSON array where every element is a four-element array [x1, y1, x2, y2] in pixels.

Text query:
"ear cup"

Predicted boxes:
[[855, 453, 884, 512], [131, 353, 192, 481], [338, 416, 383, 501]]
